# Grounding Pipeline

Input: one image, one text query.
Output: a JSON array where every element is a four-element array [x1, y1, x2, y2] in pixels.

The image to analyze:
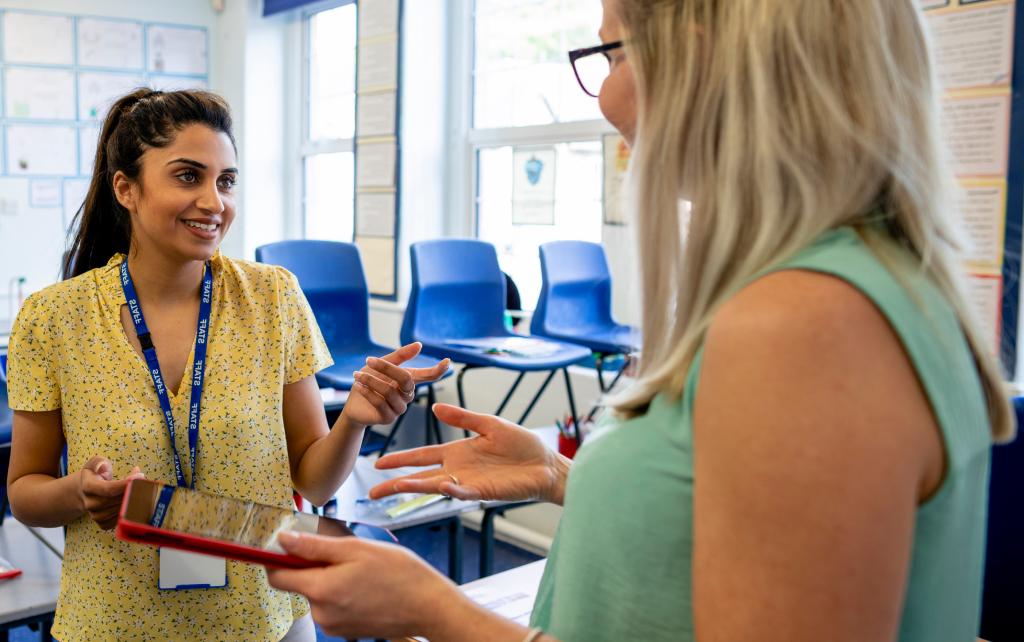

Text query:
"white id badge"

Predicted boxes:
[[158, 548, 227, 590]]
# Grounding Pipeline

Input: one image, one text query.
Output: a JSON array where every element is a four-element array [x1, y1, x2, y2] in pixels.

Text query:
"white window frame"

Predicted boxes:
[[457, 1, 615, 238], [300, 0, 357, 240]]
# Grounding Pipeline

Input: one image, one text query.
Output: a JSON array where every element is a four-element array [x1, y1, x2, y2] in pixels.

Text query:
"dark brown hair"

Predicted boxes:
[[62, 88, 236, 279]]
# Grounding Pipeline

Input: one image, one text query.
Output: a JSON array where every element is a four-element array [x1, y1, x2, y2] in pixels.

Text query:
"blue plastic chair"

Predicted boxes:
[[531, 241, 640, 393], [401, 240, 591, 431], [255, 241, 451, 454], [980, 397, 1024, 641]]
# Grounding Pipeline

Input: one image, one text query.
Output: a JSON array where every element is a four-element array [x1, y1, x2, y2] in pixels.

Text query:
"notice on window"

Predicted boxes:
[[78, 18, 144, 70], [356, 236, 395, 296], [357, 91, 397, 137], [966, 273, 1002, 353], [926, 1, 1014, 91], [6, 125, 77, 176], [356, 141, 397, 189], [603, 134, 631, 225], [512, 148, 556, 225], [356, 191, 396, 238], [4, 68, 75, 120], [941, 91, 1011, 177], [357, 38, 399, 91], [958, 180, 1006, 271], [359, 0, 399, 40]]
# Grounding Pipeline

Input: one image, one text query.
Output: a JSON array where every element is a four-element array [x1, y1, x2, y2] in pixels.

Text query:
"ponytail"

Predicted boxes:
[[62, 88, 235, 279]]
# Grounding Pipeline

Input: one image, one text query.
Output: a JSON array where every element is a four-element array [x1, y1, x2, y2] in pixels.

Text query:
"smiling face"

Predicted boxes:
[[113, 123, 238, 265]]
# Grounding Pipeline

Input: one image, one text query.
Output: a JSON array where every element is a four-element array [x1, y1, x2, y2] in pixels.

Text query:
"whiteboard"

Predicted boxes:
[[0, 178, 67, 302], [79, 126, 101, 176], [4, 68, 76, 120], [78, 72, 145, 121], [2, 12, 73, 65], [147, 25, 207, 75], [78, 18, 144, 70], [6, 125, 78, 176], [63, 178, 90, 229], [148, 75, 209, 92]]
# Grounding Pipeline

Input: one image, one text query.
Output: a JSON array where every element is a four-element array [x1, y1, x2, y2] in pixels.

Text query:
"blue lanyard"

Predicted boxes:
[[120, 260, 213, 489]]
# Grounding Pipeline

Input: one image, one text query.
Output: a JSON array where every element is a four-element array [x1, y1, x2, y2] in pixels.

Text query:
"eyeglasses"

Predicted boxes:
[[568, 41, 623, 98]]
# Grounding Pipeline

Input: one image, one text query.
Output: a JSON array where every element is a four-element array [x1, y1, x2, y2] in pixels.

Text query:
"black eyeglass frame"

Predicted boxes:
[[568, 41, 623, 98]]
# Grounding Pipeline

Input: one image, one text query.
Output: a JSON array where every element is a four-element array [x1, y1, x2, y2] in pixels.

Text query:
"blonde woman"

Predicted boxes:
[[266, 1, 1011, 640]]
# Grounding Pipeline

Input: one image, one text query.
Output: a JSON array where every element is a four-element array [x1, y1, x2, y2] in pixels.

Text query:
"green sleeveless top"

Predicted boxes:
[[531, 227, 992, 641]]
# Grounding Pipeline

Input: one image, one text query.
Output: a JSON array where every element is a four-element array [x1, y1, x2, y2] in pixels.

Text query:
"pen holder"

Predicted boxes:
[[558, 432, 580, 459]]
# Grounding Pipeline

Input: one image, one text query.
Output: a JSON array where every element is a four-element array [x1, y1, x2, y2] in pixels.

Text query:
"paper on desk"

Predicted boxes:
[[447, 337, 560, 358], [462, 585, 535, 625]]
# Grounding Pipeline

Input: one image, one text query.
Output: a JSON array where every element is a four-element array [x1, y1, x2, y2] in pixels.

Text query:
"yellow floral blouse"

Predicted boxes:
[[6, 252, 333, 642]]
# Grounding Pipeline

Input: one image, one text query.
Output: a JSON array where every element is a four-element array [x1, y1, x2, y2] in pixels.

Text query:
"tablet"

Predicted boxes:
[[117, 479, 396, 569]]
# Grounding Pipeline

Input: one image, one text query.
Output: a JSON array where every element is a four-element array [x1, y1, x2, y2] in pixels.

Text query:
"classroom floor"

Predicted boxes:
[[5, 523, 542, 642]]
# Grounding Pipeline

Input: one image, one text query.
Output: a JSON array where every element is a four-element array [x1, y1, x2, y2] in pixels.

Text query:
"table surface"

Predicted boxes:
[[0, 521, 63, 625]]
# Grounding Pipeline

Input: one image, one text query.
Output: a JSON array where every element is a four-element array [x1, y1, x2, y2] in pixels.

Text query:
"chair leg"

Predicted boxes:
[[426, 385, 444, 444], [494, 372, 527, 417], [562, 368, 580, 444], [595, 353, 607, 392], [603, 353, 630, 393], [516, 369, 558, 425]]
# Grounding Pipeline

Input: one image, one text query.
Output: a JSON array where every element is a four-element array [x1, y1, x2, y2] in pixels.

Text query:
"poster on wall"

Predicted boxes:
[[921, 0, 1017, 363], [603, 133, 630, 225], [512, 148, 556, 225]]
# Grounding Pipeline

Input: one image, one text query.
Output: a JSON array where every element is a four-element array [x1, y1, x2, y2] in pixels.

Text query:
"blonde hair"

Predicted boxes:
[[612, 0, 1014, 441]]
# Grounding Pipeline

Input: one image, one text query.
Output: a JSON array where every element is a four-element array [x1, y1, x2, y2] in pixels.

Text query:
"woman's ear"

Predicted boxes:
[[112, 170, 136, 213]]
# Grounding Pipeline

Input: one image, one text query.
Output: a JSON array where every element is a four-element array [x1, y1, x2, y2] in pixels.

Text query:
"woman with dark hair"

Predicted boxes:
[[4, 88, 449, 642]]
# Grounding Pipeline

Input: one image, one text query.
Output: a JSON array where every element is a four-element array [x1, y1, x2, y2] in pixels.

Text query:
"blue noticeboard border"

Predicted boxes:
[[1000, 0, 1024, 376]]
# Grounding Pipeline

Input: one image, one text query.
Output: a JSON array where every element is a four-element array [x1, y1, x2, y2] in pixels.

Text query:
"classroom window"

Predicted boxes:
[[473, 0, 602, 128], [302, 2, 356, 240], [471, 0, 608, 310]]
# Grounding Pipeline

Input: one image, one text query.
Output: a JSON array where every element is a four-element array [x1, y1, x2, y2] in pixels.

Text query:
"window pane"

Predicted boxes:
[[309, 4, 356, 140], [476, 141, 603, 310], [474, 0, 603, 128], [304, 152, 354, 241]]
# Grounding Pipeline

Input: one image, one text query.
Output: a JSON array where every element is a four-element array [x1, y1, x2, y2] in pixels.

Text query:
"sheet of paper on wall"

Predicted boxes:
[[63, 179, 91, 230], [356, 192, 396, 237], [927, 2, 1014, 91], [359, 0, 399, 39], [2, 12, 73, 65], [356, 236, 396, 296], [148, 75, 209, 92], [77, 18, 144, 70], [958, 180, 1007, 271], [29, 180, 62, 209], [357, 91, 397, 137], [512, 148, 556, 225], [6, 125, 77, 177], [940, 91, 1011, 178], [356, 142, 397, 188], [966, 274, 1002, 354], [603, 133, 630, 225], [147, 26, 207, 76], [918, 0, 949, 10], [78, 73, 145, 122], [4, 68, 76, 120], [357, 38, 399, 90], [79, 126, 102, 177]]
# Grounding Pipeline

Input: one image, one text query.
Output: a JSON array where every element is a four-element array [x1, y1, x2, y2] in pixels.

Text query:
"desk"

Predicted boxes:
[[332, 457, 480, 583], [395, 559, 547, 642], [0, 521, 63, 641]]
